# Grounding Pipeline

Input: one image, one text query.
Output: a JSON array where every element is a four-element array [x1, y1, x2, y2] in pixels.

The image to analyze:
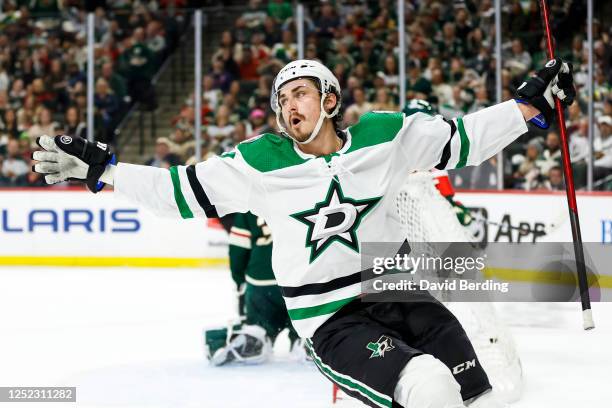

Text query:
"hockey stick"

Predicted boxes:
[[539, 0, 594, 330]]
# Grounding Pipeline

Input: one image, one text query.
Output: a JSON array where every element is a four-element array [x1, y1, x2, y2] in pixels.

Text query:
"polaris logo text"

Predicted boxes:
[[1, 209, 140, 233]]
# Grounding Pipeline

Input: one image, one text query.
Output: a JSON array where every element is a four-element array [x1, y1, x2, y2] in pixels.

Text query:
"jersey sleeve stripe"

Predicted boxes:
[[455, 117, 471, 168], [434, 118, 457, 170], [230, 227, 251, 237], [228, 233, 251, 249], [169, 166, 194, 219], [186, 165, 220, 218]]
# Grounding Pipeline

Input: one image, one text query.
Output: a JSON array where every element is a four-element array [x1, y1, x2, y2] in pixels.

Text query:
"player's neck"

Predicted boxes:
[[297, 122, 342, 156]]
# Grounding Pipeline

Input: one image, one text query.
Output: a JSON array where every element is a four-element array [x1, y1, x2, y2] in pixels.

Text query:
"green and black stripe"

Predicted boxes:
[[186, 165, 219, 218], [169, 165, 219, 219]]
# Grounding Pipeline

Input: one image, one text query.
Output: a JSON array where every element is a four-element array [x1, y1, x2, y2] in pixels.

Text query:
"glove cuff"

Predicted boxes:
[[87, 153, 116, 193], [514, 98, 551, 129]]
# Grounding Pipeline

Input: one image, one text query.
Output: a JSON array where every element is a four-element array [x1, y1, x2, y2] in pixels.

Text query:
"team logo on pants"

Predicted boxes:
[[366, 335, 395, 359]]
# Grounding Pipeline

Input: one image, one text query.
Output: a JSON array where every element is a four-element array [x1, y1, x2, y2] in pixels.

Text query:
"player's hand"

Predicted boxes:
[[516, 58, 575, 128], [32, 135, 115, 193]]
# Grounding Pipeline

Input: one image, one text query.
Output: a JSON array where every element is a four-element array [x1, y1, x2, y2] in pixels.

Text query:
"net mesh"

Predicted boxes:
[[396, 171, 523, 403]]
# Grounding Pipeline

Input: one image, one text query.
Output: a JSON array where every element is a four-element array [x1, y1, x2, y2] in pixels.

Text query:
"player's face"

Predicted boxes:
[[278, 79, 322, 142]]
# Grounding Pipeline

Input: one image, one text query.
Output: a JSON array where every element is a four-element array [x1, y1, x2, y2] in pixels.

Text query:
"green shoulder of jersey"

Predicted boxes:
[[232, 111, 406, 173]]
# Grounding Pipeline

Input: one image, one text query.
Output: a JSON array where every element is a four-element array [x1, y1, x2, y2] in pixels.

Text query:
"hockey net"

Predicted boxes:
[[396, 171, 523, 403], [333, 172, 523, 405]]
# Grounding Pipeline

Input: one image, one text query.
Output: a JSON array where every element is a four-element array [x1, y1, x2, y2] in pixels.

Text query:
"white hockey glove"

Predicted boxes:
[[516, 58, 575, 129], [32, 135, 116, 193]]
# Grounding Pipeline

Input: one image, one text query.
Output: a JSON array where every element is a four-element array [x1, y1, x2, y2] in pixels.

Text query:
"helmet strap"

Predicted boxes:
[[278, 93, 337, 145]]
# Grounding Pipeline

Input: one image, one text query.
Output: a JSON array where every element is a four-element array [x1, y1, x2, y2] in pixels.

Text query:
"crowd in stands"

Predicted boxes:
[[0, 0, 182, 187], [1, 1, 611, 191], [150, 0, 612, 190]]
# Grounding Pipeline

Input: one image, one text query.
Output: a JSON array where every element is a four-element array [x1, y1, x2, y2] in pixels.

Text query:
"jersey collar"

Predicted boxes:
[[292, 129, 352, 160]]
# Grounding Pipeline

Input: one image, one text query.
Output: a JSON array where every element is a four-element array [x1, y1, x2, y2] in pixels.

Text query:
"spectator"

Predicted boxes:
[[315, 2, 339, 42], [505, 38, 532, 77], [31, 78, 54, 108], [247, 75, 272, 110], [539, 130, 562, 176], [371, 87, 397, 112], [238, 0, 268, 31], [544, 166, 565, 191], [146, 20, 166, 56], [94, 78, 119, 141], [0, 109, 19, 140], [331, 39, 356, 73], [406, 59, 432, 100], [1, 139, 28, 186], [267, 0, 293, 22], [271, 30, 297, 62], [377, 55, 399, 92], [62, 106, 86, 140], [203, 75, 222, 111], [594, 115, 612, 181], [46, 59, 69, 111], [8, 79, 27, 110], [250, 32, 271, 62], [0, 63, 9, 92], [513, 139, 543, 190], [101, 62, 128, 104], [210, 56, 234, 93], [27, 107, 58, 148], [119, 27, 156, 109], [213, 30, 243, 70], [568, 118, 589, 163], [430, 67, 453, 106], [344, 88, 373, 126], [170, 124, 195, 162], [262, 16, 281, 47], [237, 48, 260, 81], [246, 108, 269, 139], [207, 105, 235, 144], [145, 137, 181, 168]]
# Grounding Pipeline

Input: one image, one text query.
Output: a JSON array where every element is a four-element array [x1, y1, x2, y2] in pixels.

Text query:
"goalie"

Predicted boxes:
[[33, 58, 574, 408], [204, 212, 300, 366]]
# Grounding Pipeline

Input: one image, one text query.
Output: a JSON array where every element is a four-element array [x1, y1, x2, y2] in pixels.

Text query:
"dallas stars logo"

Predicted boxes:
[[290, 180, 381, 263], [366, 335, 395, 359]]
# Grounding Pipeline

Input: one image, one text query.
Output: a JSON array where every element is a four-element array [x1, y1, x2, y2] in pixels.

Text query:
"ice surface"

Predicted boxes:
[[0, 267, 610, 407]]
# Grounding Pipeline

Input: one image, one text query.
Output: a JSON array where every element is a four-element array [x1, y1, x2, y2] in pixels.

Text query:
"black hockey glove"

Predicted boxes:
[[32, 135, 116, 193], [516, 58, 575, 129]]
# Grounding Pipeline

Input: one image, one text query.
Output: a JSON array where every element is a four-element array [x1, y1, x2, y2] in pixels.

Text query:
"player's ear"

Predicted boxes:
[[323, 93, 337, 114]]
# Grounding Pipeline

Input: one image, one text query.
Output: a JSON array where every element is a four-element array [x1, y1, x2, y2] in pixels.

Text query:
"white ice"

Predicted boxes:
[[0, 267, 611, 408]]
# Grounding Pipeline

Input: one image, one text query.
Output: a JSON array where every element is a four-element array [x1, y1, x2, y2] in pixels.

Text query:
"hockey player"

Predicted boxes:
[[205, 212, 300, 366], [32, 58, 574, 408]]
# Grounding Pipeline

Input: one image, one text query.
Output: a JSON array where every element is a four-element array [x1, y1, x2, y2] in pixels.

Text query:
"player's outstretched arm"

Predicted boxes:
[[33, 135, 261, 219], [398, 58, 575, 172]]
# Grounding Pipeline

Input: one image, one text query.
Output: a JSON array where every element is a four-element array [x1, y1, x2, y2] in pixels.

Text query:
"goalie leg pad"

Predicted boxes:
[[394, 354, 465, 408]]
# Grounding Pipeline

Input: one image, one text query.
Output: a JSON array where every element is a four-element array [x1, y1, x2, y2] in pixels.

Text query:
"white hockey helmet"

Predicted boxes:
[[270, 59, 342, 144]]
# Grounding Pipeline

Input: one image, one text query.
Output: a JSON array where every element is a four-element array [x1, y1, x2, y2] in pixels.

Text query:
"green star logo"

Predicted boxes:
[[290, 179, 381, 263], [366, 335, 395, 359]]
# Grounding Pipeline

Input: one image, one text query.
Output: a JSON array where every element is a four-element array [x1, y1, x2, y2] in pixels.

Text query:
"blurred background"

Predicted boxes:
[[0, 0, 610, 191]]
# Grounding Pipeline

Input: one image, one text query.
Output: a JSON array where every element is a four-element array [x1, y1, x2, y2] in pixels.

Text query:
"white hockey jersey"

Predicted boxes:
[[114, 100, 528, 338]]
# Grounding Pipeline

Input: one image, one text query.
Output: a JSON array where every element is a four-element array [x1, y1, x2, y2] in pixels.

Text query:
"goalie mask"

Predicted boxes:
[[270, 59, 341, 144]]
